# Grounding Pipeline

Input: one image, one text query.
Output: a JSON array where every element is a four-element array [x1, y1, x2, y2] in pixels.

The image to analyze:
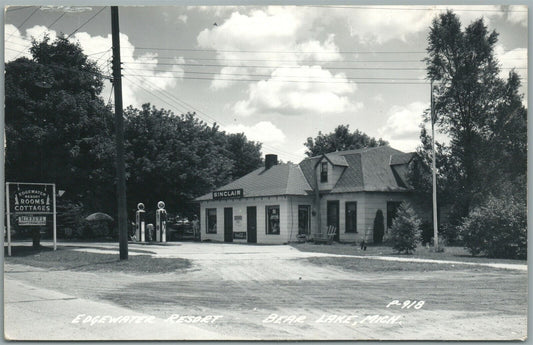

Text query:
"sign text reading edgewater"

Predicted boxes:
[[212, 189, 243, 200]]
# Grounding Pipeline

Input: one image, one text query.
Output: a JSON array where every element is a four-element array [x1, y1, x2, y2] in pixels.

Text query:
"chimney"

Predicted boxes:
[[265, 154, 278, 170]]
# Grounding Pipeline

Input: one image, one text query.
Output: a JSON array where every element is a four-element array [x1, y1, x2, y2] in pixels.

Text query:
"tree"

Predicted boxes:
[[424, 11, 527, 227], [124, 104, 263, 217], [304, 124, 388, 157], [224, 132, 263, 179], [5, 35, 116, 245], [389, 202, 422, 254]]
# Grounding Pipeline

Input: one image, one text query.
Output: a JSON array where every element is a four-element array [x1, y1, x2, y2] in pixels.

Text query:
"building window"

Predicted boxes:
[[387, 201, 402, 228], [266, 205, 280, 235], [206, 208, 217, 233], [320, 162, 328, 182], [298, 205, 310, 235], [345, 202, 357, 233]]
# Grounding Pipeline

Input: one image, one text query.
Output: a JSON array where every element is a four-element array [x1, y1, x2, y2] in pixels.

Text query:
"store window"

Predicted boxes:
[[345, 202, 357, 233], [298, 205, 310, 235], [266, 205, 280, 235], [320, 162, 328, 182], [206, 208, 217, 233], [387, 201, 402, 228]]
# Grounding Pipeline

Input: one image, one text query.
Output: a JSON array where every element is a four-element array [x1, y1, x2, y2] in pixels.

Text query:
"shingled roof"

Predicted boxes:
[[195, 163, 311, 201], [299, 146, 413, 193], [195, 146, 413, 201]]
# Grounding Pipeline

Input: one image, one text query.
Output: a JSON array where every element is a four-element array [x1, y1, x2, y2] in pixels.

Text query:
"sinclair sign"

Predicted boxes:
[[212, 188, 243, 200]]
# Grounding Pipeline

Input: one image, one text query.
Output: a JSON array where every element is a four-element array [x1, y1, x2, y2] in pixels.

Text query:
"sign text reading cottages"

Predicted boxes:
[[212, 189, 243, 200], [12, 188, 52, 214]]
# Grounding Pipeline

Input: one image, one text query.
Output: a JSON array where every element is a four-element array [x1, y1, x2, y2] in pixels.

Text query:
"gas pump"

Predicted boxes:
[[135, 203, 146, 242], [155, 201, 167, 242]]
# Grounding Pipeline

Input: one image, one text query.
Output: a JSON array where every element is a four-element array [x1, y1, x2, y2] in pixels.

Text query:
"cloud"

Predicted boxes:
[[222, 121, 286, 145], [233, 66, 361, 117], [178, 14, 188, 23], [378, 102, 427, 151], [342, 5, 507, 45], [197, 7, 343, 90], [5, 24, 58, 61], [346, 7, 435, 44], [495, 45, 527, 79], [5, 25, 184, 108], [505, 5, 527, 27], [196, 7, 360, 117]]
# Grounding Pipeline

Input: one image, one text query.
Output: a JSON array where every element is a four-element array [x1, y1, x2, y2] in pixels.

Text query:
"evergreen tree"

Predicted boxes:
[[389, 202, 422, 254]]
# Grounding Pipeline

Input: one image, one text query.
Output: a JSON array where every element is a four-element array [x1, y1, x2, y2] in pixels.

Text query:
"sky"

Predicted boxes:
[[4, 4, 528, 163]]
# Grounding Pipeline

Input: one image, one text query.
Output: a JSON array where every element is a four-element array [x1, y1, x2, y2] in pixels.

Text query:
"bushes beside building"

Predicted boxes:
[[459, 195, 526, 260]]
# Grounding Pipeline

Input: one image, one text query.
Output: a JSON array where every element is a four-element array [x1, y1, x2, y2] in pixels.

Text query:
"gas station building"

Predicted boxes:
[[194, 146, 419, 245]]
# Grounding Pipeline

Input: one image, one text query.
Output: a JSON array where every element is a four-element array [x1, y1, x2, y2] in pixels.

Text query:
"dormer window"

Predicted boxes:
[[320, 162, 328, 182]]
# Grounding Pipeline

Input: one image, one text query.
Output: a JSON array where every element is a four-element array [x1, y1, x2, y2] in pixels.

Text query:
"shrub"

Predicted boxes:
[[389, 202, 422, 254], [57, 201, 85, 239], [372, 209, 385, 244], [459, 195, 526, 259]]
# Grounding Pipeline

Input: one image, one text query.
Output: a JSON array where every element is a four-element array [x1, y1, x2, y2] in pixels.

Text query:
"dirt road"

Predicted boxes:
[[4, 242, 527, 340]]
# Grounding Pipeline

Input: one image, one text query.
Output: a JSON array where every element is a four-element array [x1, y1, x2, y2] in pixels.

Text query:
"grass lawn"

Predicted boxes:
[[4, 245, 191, 274], [304, 256, 516, 272], [291, 242, 527, 265]]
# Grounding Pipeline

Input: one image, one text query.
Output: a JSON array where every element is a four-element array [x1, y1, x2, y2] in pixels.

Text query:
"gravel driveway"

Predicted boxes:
[[4, 241, 527, 341]]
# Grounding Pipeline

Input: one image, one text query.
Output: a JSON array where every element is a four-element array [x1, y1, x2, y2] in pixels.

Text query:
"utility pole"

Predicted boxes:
[[430, 80, 438, 251], [111, 6, 128, 260]]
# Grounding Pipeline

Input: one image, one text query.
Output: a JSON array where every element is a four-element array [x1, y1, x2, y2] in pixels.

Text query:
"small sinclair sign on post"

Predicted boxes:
[[212, 188, 244, 200], [5, 182, 57, 256]]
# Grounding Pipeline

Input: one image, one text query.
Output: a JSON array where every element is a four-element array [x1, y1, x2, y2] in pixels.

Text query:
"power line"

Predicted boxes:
[[124, 75, 303, 160], [123, 67, 429, 81], [122, 61, 526, 71], [123, 74, 430, 85], [127, 46, 426, 55], [133, 55, 428, 64], [6, 7, 39, 41], [123, 75, 195, 115], [123, 61, 426, 70], [134, 56, 527, 65], [10, 12, 67, 60], [66, 6, 107, 39], [5, 47, 112, 80], [303, 5, 527, 13], [125, 45, 522, 55]]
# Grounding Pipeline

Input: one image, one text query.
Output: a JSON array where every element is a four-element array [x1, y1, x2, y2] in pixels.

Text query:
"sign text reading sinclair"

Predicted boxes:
[[212, 189, 243, 200]]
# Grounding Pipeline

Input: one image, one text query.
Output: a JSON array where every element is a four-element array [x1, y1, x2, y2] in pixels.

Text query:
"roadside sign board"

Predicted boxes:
[[5, 182, 57, 256], [10, 184, 54, 215], [17, 215, 47, 226]]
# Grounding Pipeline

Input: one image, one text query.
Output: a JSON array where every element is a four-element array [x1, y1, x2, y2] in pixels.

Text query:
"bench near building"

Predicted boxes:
[[194, 146, 421, 245]]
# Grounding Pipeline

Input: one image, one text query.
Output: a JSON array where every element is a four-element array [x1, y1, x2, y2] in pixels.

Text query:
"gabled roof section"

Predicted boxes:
[[299, 146, 413, 193], [194, 163, 312, 201], [328, 153, 364, 193]]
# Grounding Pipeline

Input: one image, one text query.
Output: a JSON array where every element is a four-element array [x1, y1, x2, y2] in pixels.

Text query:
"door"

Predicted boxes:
[[298, 205, 310, 235], [327, 200, 340, 242], [224, 207, 233, 242], [247, 206, 257, 243]]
